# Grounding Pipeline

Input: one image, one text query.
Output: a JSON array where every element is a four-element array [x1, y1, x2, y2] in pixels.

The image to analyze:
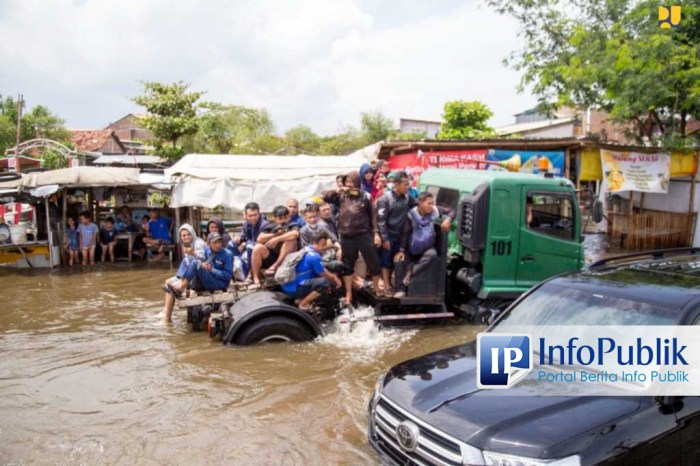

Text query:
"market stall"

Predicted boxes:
[[0, 167, 172, 266]]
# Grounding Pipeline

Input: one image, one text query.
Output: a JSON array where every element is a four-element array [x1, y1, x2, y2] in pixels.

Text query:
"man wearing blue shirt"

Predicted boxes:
[[161, 232, 234, 323], [281, 230, 341, 311], [143, 208, 172, 260], [287, 198, 306, 228]]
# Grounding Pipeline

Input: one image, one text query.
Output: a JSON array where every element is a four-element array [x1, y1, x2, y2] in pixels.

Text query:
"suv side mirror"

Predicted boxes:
[[592, 200, 604, 223], [656, 396, 684, 415]]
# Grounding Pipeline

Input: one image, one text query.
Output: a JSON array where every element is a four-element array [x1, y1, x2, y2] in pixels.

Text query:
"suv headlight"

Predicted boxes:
[[370, 373, 386, 410], [482, 451, 580, 466]]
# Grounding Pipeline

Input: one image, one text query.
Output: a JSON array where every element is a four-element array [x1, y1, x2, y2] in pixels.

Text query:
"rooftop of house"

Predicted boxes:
[[69, 130, 124, 153], [496, 117, 577, 136]]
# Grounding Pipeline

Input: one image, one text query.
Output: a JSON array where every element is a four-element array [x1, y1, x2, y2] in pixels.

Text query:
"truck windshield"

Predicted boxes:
[[493, 283, 678, 328]]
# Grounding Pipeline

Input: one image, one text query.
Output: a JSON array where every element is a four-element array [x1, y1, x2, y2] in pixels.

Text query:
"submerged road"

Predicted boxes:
[[0, 264, 481, 464]]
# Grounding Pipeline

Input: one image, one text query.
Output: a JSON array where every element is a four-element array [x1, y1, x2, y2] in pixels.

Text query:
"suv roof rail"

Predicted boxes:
[[588, 247, 700, 269]]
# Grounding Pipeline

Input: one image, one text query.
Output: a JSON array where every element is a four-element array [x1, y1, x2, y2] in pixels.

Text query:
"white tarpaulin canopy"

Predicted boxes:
[[165, 153, 364, 180], [167, 153, 366, 211], [21, 167, 142, 188]]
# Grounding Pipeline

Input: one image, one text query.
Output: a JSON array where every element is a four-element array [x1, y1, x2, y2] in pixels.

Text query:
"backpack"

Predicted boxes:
[[273, 248, 308, 285], [408, 208, 435, 256]]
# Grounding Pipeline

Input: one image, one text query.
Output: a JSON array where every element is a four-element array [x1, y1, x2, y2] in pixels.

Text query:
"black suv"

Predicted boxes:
[[368, 250, 700, 465]]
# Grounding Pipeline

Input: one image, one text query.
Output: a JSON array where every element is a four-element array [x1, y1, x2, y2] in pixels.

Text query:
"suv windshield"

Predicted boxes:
[[494, 282, 678, 329]]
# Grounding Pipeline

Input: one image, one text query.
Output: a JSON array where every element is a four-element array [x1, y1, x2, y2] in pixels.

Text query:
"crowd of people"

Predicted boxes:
[[160, 160, 455, 323], [64, 206, 173, 266]]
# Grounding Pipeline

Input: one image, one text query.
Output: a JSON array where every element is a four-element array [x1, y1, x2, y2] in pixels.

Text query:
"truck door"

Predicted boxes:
[[516, 190, 582, 288]]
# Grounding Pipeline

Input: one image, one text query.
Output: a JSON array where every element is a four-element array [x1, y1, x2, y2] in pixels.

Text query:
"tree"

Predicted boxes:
[[360, 111, 394, 143], [486, 0, 700, 148], [22, 105, 70, 142], [318, 128, 367, 155], [132, 81, 203, 156], [437, 100, 495, 139], [0, 94, 70, 155], [40, 148, 68, 170], [284, 125, 321, 154], [185, 101, 276, 154]]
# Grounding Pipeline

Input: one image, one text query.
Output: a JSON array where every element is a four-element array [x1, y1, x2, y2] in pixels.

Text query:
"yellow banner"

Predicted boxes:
[[579, 149, 603, 181], [579, 149, 697, 181]]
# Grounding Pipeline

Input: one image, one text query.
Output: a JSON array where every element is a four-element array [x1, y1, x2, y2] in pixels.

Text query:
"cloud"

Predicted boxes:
[[0, 0, 535, 135]]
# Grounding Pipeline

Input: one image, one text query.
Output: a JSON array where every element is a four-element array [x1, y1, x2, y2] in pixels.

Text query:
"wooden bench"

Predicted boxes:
[[147, 243, 177, 261], [175, 288, 239, 309]]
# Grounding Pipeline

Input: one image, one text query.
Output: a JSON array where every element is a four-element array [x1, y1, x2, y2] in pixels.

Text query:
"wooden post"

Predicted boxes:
[[640, 192, 645, 213], [628, 191, 634, 215], [61, 189, 67, 266], [565, 147, 572, 181], [175, 207, 181, 239], [690, 173, 697, 214], [45, 198, 54, 268], [188, 207, 196, 235]]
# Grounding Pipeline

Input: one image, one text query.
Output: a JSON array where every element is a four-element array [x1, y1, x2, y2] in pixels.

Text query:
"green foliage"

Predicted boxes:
[[184, 101, 276, 154], [317, 128, 366, 155], [389, 130, 428, 141], [360, 111, 394, 142], [148, 192, 172, 207], [485, 0, 700, 148], [154, 144, 185, 162], [23, 105, 70, 142], [284, 125, 321, 154], [437, 100, 495, 139], [0, 95, 70, 154], [132, 81, 203, 155], [248, 134, 286, 154], [40, 148, 68, 170]]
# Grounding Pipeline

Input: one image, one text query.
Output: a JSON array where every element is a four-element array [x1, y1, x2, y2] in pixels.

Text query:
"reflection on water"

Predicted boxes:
[[0, 264, 481, 464]]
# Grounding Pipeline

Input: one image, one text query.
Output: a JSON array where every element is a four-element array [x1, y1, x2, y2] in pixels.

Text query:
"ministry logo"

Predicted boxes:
[[477, 333, 533, 389]]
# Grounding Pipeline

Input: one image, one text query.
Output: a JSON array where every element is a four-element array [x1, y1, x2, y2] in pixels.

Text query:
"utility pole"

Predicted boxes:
[[13, 94, 24, 172]]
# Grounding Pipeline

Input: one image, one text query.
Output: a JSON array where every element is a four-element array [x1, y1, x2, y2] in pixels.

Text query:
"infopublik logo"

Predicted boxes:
[[477, 334, 533, 389], [477, 331, 691, 391]]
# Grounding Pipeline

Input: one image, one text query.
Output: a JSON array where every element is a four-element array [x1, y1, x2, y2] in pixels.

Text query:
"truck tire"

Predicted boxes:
[[235, 316, 316, 345]]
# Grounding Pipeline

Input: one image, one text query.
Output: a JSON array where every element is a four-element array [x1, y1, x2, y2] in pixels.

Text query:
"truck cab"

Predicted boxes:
[[418, 168, 584, 317]]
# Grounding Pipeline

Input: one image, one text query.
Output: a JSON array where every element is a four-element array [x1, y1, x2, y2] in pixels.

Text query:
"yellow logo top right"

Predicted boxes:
[[659, 6, 681, 28]]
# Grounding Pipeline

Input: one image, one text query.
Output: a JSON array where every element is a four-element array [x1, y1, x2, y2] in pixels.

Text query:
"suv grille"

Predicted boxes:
[[371, 396, 473, 466]]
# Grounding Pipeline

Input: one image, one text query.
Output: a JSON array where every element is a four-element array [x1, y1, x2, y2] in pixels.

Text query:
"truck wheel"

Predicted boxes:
[[235, 316, 316, 345]]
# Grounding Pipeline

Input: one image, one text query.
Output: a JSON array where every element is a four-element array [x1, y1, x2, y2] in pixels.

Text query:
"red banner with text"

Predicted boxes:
[[387, 150, 488, 182]]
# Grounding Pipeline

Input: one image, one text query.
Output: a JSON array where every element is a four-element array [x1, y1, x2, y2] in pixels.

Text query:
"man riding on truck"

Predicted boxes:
[[280, 230, 342, 311], [394, 191, 453, 298]]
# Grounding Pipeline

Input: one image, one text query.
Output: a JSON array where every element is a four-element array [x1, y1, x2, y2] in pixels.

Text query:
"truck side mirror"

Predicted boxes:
[[592, 200, 604, 223], [458, 183, 489, 250]]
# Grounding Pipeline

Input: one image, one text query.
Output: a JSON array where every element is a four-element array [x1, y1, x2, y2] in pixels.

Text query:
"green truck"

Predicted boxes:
[[191, 167, 587, 344], [417, 168, 585, 319]]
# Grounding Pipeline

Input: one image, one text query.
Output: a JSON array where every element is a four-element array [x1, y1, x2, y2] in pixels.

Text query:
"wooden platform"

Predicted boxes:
[[175, 287, 249, 308]]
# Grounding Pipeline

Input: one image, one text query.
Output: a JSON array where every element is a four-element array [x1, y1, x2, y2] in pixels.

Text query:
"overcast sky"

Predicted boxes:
[[0, 0, 536, 135]]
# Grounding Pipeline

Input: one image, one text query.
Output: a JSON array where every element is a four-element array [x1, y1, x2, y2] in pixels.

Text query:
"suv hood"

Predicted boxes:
[[381, 342, 641, 458]]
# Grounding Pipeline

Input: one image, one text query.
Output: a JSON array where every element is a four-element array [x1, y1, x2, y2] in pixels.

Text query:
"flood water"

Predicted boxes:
[[0, 264, 482, 465]]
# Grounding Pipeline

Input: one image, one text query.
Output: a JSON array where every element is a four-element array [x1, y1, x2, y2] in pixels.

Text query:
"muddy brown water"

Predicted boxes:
[[0, 264, 483, 465]]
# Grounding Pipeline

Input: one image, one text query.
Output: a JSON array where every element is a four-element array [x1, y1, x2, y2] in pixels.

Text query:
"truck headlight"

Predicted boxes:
[[482, 451, 580, 466]]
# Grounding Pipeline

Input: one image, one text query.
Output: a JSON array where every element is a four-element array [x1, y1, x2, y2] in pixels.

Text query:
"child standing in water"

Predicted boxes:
[[65, 216, 80, 266], [100, 217, 117, 263], [78, 211, 98, 265]]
